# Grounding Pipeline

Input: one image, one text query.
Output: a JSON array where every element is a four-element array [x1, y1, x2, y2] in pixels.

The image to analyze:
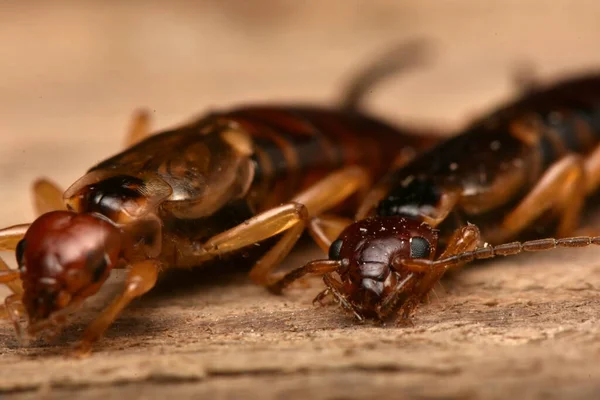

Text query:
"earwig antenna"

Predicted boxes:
[[398, 236, 600, 271], [267, 259, 343, 294]]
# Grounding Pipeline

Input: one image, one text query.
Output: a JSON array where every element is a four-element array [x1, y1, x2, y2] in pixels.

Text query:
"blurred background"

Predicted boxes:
[[1, 0, 599, 226]]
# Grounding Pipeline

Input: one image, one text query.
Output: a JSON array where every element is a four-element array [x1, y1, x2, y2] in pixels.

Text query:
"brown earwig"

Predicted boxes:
[[0, 41, 442, 354], [272, 72, 600, 323]]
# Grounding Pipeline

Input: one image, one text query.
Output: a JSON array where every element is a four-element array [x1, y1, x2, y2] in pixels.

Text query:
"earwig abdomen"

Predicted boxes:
[[368, 74, 600, 245]]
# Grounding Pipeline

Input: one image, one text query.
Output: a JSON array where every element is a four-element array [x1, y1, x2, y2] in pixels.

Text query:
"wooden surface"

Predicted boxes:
[[2, 1, 600, 399]]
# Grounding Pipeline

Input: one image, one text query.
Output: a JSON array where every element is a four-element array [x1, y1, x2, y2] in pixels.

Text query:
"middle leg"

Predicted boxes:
[[500, 154, 586, 239], [199, 165, 372, 286]]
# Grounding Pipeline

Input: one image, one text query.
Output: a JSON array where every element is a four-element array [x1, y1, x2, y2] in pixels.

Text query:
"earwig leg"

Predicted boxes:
[[252, 166, 371, 285], [437, 224, 483, 262], [307, 215, 353, 253], [0, 257, 23, 295], [394, 224, 482, 275], [390, 149, 420, 170], [73, 260, 159, 356], [124, 109, 151, 147], [312, 288, 333, 306], [200, 200, 308, 266], [0, 268, 21, 284], [501, 154, 585, 238], [0, 223, 29, 251], [3, 295, 26, 341], [355, 184, 390, 220], [582, 140, 600, 194], [323, 274, 364, 321], [387, 224, 481, 322], [200, 166, 372, 286], [376, 273, 418, 320], [268, 260, 340, 294], [413, 224, 481, 291], [0, 227, 28, 297], [32, 178, 65, 216]]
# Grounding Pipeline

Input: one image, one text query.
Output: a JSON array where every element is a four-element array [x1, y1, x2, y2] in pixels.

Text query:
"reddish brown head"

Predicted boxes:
[[16, 211, 122, 326], [326, 216, 438, 319]]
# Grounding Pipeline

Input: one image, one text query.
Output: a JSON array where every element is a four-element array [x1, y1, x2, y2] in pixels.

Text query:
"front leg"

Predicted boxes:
[[73, 259, 159, 356], [0, 223, 29, 251], [322, 273, 364, 321], [0, 257, 22, 295], [0, 226, 28, 296], [388, 224, 481, 323], [2, 294, 26, 340]]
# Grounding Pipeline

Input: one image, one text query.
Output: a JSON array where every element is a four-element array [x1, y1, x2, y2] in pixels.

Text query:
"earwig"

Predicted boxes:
[[0, 41, 442, 354], [272, 72, 600, 323]]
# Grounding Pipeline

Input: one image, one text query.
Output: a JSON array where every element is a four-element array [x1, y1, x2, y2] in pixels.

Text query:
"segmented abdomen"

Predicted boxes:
[[221, 106, 438, 211], [486, 74, 600, 168]]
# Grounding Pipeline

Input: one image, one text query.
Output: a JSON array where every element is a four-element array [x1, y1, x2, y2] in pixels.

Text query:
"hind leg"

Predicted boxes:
[[501, 154, 586, 239], [197, 166, 373, 286]]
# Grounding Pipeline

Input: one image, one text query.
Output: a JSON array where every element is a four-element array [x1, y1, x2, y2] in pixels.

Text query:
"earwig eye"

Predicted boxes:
[[15, 239, 26, 264], [329, 239, 344, 260], [410, 237, 430, 259]]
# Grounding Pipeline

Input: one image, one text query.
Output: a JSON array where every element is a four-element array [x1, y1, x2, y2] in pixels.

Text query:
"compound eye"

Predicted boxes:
[[410, 236, 431, 259], [328, 239, 344, 260], [15, 239, 26, 265]]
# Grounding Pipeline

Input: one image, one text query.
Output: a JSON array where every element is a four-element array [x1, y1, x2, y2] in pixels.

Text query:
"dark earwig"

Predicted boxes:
[[273, 72, 600, 323]]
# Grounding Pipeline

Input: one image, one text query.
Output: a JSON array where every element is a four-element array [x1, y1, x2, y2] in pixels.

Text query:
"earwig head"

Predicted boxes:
[[326, 216, 438, 319], [16, 211, 122, 329]]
